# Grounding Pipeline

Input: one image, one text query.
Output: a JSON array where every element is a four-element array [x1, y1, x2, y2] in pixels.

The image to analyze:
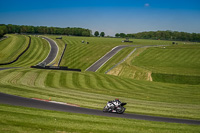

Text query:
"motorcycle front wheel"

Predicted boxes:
[[103, 106, 109, 112]]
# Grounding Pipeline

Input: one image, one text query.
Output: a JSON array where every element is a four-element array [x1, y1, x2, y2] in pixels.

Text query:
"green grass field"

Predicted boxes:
[[59, 36, 127, 70], [46, 36, 185, 71], [1, 104, 200, 133], [0, 34, 200, 132], [0, 35, 50, 67], [0, 34, 29, 63], [108, 44, 200, 84], [0, 68, 199, 120], [132, 45, 200, 76]]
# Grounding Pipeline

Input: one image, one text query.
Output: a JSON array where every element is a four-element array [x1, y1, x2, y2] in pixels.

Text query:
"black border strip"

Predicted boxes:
[[0, 36, 31, 65]]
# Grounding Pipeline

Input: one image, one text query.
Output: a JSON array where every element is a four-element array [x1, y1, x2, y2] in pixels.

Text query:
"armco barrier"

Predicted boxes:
[[58, 44, 67, 67], [31, 65, 81, 72], [0, 36, 31, 65]]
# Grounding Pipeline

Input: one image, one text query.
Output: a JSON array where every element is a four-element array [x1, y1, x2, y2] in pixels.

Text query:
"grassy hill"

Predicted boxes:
[[132, 45, 200, 75], [0, 68, 199, 120], [0, 34, 200, 132], [47, 36, 183, 71], [0, 34, 29, 63], [107, 44, 200, 84], [0, 35, 50, 67]]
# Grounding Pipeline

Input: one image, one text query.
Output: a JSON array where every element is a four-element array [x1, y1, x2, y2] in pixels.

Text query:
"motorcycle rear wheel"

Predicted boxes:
[[116, 107, 125, 114]]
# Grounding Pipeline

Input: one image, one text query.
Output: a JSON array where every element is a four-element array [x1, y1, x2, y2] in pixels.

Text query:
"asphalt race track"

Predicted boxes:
[[37, 36, 58, 65], [0, 92, 200, 125], [86, 45, 134, 72]]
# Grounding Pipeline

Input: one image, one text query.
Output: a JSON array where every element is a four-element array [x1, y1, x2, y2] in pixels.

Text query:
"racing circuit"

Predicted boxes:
[[0, 37, 200, 125]]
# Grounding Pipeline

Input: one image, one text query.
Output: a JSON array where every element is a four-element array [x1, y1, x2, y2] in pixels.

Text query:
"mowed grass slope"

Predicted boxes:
[[60, 36, 126, 70], [1, 104, 200, 133], [0, 34, 29, 63], [108, 44, 200, 83], [1, 35, 200, 132], [132, 45, 200, 84], [0, 35, 50, 67], [50, 35, 190, 72], [132, 45, 200, 75], [0, 68, 199, 120]]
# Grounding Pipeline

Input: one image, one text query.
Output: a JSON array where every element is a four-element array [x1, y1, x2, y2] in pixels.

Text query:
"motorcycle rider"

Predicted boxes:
[[108, 98, 121, 111]]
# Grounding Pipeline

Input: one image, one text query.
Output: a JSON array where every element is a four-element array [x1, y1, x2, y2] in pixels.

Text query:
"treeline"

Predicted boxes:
[[116, 31, 200, 42], [0, 24, 92, 37]]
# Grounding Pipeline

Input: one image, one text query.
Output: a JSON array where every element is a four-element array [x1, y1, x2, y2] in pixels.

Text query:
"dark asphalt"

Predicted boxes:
[[86, 45, 134, 72], [0, 92, 199, 125], [38, 37, 58, 65]]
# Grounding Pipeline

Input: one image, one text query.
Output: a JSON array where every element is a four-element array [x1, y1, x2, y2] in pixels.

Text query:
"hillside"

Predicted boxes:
[[0, 35, 50, 67], [0, 34, 29, 63], [107, 43, 200, 84], [0, 34, 200, 132]]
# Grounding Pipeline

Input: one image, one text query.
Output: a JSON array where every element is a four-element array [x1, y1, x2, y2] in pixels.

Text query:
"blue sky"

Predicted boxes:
[[0, 0, 200, 36]]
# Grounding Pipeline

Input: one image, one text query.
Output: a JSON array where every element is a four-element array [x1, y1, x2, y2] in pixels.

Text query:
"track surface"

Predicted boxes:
[[0, 93, 200, 125], [37, 37, 58, 65], [86, 45, 134, 72]]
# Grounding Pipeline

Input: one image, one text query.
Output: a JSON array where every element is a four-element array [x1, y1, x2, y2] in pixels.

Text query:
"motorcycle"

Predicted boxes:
[[103, 102, 127, 114]]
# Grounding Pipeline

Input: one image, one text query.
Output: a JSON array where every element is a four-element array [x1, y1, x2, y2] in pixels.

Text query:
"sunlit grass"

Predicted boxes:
[[0, 68, 199, 120], [0, 35, 50, 67], [1, 104, 200, 133], [0, 34, 29, 63]]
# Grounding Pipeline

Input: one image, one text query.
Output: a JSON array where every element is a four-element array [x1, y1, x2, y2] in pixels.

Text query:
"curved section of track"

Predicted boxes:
[[37, 36, 58, 65], [0, 92, 199, 125]]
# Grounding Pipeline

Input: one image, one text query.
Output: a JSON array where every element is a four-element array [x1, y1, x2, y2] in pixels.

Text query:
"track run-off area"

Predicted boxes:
[[0, 35, 200, 126]]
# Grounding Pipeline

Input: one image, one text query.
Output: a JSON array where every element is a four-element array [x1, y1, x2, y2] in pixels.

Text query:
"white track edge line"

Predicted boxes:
[[36, 36, 59, 66], [85, 45, 121, 71]]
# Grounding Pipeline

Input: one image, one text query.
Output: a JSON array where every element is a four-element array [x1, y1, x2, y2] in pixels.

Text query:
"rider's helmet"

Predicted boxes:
[[115, 98, 119, 101]]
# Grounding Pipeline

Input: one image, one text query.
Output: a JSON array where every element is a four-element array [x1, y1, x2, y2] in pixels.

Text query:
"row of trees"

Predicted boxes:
[[115, 31, 200, 42], [0, 24, 92, 37], [94, 31, 105, 37], [0, 25, 8, 37]]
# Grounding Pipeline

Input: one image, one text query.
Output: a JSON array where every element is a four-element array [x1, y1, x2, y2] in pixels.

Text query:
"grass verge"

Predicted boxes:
[[0, 104, 200, 133]]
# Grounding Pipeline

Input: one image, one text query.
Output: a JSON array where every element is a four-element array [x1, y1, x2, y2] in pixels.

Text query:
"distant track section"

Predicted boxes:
[[37, 37, 58, 66], [86, 45, 134, 72], [0, 92, 200, 125], [86, 45, 169, 72]]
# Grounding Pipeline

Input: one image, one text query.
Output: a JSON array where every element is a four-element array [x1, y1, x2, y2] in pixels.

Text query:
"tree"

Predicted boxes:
[[100, 32, 105, 37], [119, 33, 126, 38], [115, 33, 120, 38], [0, 25, 7, 37], [94, 31, 99, 37], [0, 30, 3, 37], [82, 30, 90, 37]]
